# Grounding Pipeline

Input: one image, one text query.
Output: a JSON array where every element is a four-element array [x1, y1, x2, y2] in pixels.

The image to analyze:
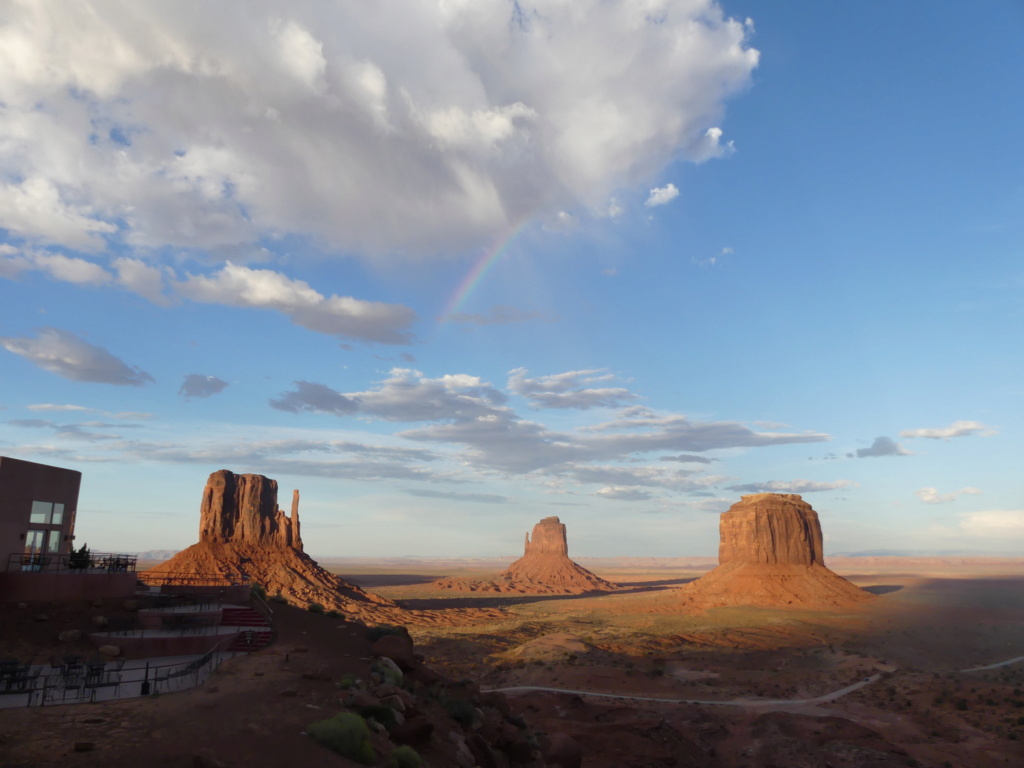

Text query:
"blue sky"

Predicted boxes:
[[1, 1, 1021, 558]]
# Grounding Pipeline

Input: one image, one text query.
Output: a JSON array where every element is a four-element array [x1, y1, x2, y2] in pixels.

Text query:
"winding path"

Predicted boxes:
[[486, 673, 882, 708]]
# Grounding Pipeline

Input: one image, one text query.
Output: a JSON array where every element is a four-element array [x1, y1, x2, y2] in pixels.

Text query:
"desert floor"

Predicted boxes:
[[3, 557, 1024, 767], [329, 556, 1024, 767]]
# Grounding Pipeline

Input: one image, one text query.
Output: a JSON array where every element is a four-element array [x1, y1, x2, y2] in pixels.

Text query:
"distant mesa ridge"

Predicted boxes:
[[677, 493, 873, 610], [435, 516, 616, 595], [143, 469, 397, 620]]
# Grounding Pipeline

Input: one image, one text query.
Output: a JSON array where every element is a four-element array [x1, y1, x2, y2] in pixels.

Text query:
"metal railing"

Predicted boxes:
[[137, 572, 248, 587], [6, 551, 137, 574]]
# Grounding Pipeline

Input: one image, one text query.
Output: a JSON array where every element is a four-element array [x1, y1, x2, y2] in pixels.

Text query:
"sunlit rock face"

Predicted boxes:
[[436, 516, 616, 595], [145, 470, 397, 620], [718, 494, 823, 566], [678, 494, 872, 611]]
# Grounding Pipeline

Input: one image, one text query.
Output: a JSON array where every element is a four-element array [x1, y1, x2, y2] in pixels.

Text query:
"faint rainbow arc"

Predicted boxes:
[[439, 222, 529, 323]]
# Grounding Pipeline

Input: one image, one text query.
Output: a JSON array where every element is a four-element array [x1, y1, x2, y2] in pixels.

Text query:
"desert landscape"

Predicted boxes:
[[4, 479, 1024, 767]]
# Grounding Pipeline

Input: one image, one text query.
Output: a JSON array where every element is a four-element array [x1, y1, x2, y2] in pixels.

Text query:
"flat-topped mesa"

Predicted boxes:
[[677, 493, 872, 611], [198, 470, 302, 550], [145, 470, 400, 621], [524, 516, 569, 557], [719, 493, 823, 567]]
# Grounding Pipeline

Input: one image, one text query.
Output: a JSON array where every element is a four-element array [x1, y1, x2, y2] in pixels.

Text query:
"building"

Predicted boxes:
[[0, 456, 136, 601], [0, 456, 81, 570]]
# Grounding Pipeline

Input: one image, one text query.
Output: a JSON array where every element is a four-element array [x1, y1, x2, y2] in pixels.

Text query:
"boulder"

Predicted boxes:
[[544, 733, 583, 768], [97, 645, 121, 657], [58, 629, 82, 643], [371, 633, 416, 670]]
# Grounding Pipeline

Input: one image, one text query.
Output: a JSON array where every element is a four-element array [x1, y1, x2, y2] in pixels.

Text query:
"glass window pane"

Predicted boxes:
[[25, 530, 45, 552], [47, 530, 61, 553], [30, 501, 52, 524], [51, 503, 64, 525]]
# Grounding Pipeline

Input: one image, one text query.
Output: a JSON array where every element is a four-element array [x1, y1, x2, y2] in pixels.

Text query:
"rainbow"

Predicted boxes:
[[439, 221, 530, 322]]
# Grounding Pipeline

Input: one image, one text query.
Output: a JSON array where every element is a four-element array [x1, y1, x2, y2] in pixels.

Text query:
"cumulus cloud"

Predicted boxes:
[[0, 1, 757, 258], [508, 368, 638, 410], [447, 305, 550, 325], [916, 486, 982, 504], [852, 436, 911, 459], [900, 420, 997, 440], [726, 479, 855, 493], [596, 486, 654, 501], [178, 262, 415, 344], [0, 327, 154, 385], [644, 183, 679, 207], [178, 374, 229, 399]]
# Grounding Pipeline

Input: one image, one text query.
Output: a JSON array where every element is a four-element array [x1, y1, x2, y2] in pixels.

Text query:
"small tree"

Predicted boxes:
[[68, 543, 91, 570]]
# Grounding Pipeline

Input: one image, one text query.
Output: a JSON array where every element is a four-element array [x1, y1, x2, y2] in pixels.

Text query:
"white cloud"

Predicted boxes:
[[900, 420, 997, 440], [27, 403, 152, 419], [0, 327, 154, 386], [852, 436, 911, 458], [112, 258, 174, 306], [30, 252, 111, 285], [597, 486, 654, 501], [178, 374, 229, 399], [508, 368, 638, 410], [956, 511, 1024, 538], [644, 183, 679, 207], [177, 262, 416, 344], [727, 479, 855, 494], [0, 1, 757, 257], [916, 486, 982, 504]]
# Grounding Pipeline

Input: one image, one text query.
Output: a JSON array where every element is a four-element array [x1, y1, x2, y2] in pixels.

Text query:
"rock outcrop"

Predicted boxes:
[[143, 470, 398, 621], [678, 494, 872, 610], [435, 516, 616, 595]]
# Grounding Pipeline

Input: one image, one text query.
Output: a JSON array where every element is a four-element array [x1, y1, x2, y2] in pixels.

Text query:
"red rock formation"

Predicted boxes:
[[144, 470, 398, 621], [678, 494, 871, 610], [435, 517, 616, 595]]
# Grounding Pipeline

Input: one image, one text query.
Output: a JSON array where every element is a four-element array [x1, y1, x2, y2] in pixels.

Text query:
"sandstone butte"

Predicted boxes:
[[677, 493, 873, 610], [143, 469, 401, 622], [435, 516, 616, 595]]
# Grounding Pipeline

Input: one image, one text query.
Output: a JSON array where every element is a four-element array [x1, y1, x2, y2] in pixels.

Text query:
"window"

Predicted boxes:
[[29, 500, 65, 525], [30, 500, 52, 524], [47, 530, 61, 553]]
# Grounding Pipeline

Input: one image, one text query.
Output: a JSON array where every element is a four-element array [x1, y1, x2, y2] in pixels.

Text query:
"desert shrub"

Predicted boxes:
[[326, 609, 344, 618], [507, 714, 527, 729], [306, 712, 374, 765], [442, 696, 477, 727], [269, 592, 289, 605], [366, 624, 406, 641], [68, 543, 91, 570], [955, 699, 969, 711], [338, 674, 358, 690], [389, 745, 422, 768], [307, 602, 325, 614], [356, 703, 397, 728], [250, 583, 267, 599]]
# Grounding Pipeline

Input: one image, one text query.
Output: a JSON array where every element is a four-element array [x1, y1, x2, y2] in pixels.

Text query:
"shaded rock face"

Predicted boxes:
[[436, 516, 616, 595], [678, 494, 872, 610], [718, 494, 823, 566], [144, 470, 398, 621]]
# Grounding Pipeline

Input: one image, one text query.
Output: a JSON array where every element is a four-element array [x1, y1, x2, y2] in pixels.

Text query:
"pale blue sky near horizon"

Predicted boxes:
[[1, 1, 1020, 558]]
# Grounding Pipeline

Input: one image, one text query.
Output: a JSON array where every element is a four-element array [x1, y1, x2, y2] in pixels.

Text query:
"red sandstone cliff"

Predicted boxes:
[[678, 494, 871, 610], [436, 516, 616, 595]]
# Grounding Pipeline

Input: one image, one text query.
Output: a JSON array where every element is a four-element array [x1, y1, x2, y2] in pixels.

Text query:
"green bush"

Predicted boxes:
[[307, 712, 374, 764], [389, 745, 422, 768], [326, 609, 344, 618], [250, 583, 267, 599], [68, 543, 91, 570], [338, 674, 358, 690], [269, 592, 289, 605], [307, 602, 325, 614]]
